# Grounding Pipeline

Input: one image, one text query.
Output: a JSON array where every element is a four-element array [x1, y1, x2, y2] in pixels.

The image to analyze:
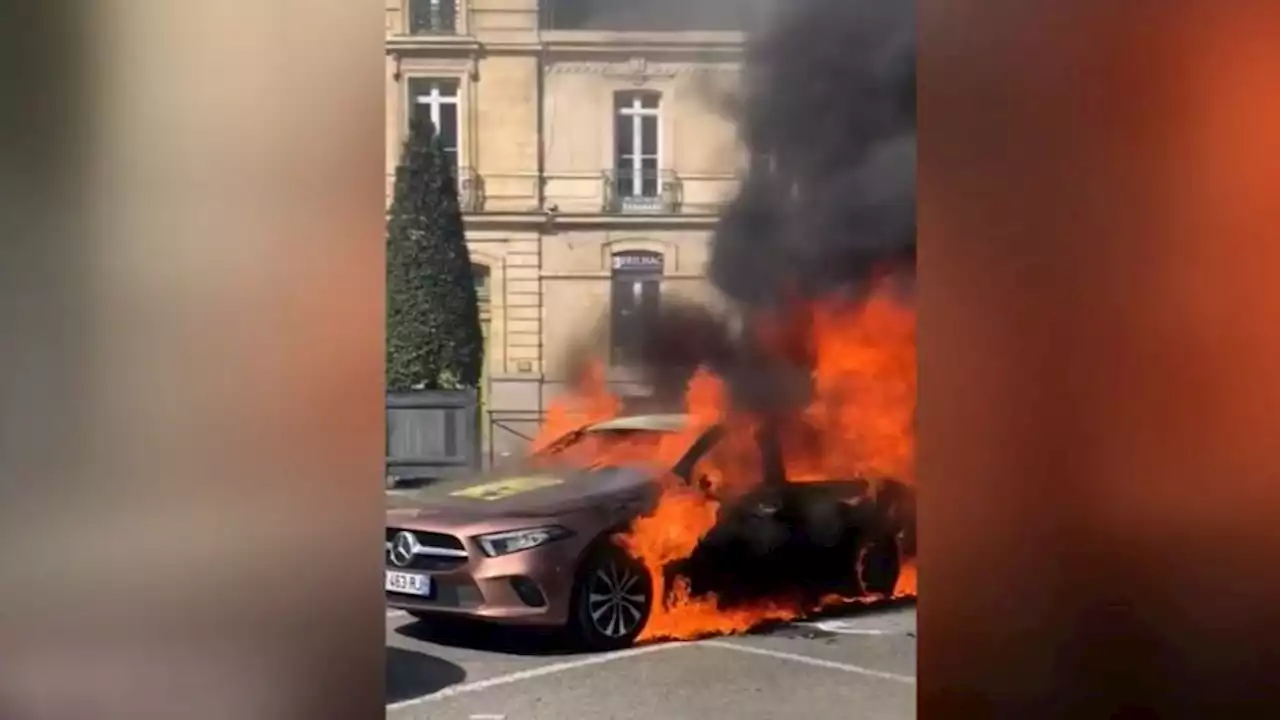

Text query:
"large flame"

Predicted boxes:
[[531, 286, 916, 641]]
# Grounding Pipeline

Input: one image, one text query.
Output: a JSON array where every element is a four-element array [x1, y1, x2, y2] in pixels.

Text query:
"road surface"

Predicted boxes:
[[385, 603, 916, 720]]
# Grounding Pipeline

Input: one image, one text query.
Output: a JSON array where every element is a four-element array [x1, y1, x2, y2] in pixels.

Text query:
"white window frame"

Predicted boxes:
[[408, 78, 461, 167], [614, 92, 662, 198]]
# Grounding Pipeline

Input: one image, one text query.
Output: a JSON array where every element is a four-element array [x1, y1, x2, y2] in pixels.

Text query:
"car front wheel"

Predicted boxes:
[[568, 542, 653, 652]]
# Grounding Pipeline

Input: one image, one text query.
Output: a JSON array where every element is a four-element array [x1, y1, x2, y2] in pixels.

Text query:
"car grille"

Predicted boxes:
[[385, 528, 469, 571]]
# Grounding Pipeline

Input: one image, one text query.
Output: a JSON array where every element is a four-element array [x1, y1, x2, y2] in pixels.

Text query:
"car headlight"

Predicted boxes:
[[474, 526, 573, 557]]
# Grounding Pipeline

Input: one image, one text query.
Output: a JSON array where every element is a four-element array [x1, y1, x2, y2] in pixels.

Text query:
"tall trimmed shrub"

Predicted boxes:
[[386, 118, 484, 391]]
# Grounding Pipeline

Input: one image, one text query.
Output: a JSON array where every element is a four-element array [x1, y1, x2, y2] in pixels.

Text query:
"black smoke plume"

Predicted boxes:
[[626, 299, 811, 415], [619, 0, 917, 417], [710, 0, 916, 309], [663, 0, 917, 611], [542, 0, 769, 32], [553, 0, 918, 614]]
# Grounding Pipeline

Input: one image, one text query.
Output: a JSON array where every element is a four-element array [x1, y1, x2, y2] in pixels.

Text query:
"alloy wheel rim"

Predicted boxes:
[[586, 560, 647, 637]]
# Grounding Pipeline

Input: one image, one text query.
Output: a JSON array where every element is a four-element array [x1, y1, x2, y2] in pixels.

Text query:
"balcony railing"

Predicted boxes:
[[602, 169, 681, 214], [406, 0, 459, 34], [456, 167, 484, 213]]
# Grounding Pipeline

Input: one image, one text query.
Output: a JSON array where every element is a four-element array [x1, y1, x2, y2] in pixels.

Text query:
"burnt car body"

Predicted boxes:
[[385, 413, 914, 650]]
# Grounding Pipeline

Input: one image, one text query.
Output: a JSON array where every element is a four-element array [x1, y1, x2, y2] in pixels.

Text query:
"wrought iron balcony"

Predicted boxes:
[[602, 169, 681, 214], [407, 0, 459, 34], [456, 167, 484, 213]]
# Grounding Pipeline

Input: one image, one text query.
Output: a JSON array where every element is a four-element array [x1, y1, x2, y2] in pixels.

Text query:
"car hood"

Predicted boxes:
[[391, 464, 660, 521]]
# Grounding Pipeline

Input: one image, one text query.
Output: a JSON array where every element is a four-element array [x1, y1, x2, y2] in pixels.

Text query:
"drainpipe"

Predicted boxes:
[[535, 44, 548, 421], [536, 46, 547, 211]]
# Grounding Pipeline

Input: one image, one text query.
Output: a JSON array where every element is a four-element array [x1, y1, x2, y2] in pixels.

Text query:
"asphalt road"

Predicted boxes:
[[385, 603, 917, 720]]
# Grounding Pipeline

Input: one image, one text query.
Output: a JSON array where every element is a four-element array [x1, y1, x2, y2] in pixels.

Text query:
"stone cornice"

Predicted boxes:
[[385, 36, 482, 53], [463, 212, 720, 232], [386, 30, 745, 58], [546, 57, 738, 81]]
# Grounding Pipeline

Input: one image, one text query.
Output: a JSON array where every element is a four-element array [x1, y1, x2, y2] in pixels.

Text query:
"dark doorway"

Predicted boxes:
[[609, 250, 664, 367]]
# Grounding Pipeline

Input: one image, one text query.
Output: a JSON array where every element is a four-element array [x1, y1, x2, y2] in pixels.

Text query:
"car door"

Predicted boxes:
[[670, 424, 768, 498]]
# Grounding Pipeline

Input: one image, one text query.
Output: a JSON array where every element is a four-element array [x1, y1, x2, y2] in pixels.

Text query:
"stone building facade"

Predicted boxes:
[[385, 0, 750, 458]]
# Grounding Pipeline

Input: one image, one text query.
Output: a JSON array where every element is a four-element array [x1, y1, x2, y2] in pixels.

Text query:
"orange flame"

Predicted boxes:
[[530, 285, 916, 641], [529, 360, 620, 455]]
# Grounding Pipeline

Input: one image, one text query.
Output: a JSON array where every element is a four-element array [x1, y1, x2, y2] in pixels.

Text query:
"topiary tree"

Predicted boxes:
[[386, 117, 484, 392]]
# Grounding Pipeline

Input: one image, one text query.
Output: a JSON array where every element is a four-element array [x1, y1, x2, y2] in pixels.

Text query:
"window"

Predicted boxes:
[[609, 250, 663, 366], [408, 0, 457, 34], [613, 91, 661, 210], [471, 263, 490, 303], [408, 78, 460, 170]]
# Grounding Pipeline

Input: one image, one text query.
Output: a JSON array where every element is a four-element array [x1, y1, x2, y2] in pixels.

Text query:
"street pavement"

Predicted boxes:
[[385, 603, 917, 720]]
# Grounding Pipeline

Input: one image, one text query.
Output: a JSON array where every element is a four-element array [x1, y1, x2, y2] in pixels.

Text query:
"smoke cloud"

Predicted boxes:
[[542, 0, 771, 32], [565, 0, 916, 419], [655, 0, 917, 609], [548, 0, 918, 617], [710, 0, 916, 308]]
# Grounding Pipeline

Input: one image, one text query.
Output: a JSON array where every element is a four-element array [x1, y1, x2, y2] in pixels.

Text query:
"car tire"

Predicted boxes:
[[859, 534, 902, 597], [568, 541, 653, 652]]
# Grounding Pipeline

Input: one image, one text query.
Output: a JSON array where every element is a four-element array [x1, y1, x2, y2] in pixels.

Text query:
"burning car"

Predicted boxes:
[[385, 411, 915, 651]]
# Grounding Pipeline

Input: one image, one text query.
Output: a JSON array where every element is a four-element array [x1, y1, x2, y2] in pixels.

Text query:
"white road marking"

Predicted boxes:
[[795, 607, 917, 636], [386, 609, 408, 619], [700, 640, 916, 684], [799, 620, 892, 635], [469, 715, 505, 719], [385, 642, 682, 711]]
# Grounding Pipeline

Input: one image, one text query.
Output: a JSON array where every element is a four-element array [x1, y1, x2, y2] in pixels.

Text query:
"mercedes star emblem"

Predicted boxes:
[[390, 531, 417, 568]]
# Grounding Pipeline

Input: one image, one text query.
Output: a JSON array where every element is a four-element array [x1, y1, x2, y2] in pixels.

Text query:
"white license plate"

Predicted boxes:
[[385, 570, 433, 597]]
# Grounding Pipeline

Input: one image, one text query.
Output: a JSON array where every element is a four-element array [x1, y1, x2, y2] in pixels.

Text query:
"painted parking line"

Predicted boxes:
[[792, 606, 917, 636], [796, 620, 893, 635], [385, 632, 913, 711], [794, 618, 914, 635], [385, 641, 684, 712], [700, 639, 916, 684]]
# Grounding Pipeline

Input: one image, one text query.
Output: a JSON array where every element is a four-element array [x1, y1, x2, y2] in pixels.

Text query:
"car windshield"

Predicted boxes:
[[535, 416, 698, 470]]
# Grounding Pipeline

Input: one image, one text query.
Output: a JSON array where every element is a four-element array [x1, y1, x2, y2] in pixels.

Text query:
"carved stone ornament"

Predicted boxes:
[[608, 57, 663, 85], [548, 57, 677, 85], [548, 59, 738, 84]]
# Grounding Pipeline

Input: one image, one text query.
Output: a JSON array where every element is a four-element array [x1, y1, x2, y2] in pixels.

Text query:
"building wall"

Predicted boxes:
[[385, 0, 745, 456]]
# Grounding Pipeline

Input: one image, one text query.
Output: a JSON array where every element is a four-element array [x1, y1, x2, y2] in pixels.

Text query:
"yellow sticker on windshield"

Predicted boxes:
[[449, 476, 563, 501]]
